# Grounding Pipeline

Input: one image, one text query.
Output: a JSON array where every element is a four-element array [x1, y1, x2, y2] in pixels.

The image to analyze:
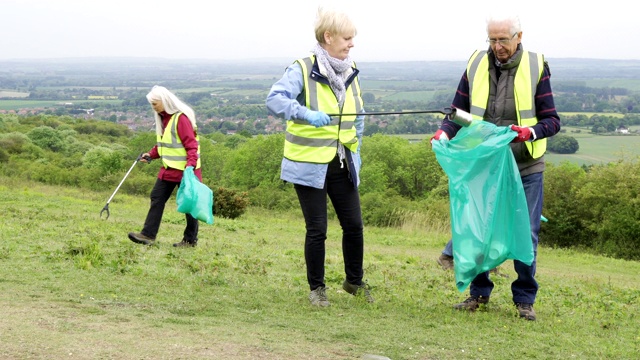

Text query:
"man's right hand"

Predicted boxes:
[[303, 110, 331, 128], [430, 129, 449, 144]]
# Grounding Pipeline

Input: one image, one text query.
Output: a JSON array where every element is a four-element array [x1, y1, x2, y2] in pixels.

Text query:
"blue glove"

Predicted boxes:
[[303, 110, 331, 128]]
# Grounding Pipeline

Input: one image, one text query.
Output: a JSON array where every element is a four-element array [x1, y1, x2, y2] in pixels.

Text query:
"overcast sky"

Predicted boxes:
[[3, 0, 638, 62]]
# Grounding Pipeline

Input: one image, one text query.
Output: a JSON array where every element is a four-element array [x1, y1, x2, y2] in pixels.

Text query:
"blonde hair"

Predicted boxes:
[[146, 85, 196, 136], [314, 6, 357, 44]]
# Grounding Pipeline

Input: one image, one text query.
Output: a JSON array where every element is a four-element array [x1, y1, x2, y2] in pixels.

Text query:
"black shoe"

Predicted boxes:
[[342, 280, 374, 303], [516, 303, 536, 321], [453, 295, 490, 311], [128, 232, 155, 245], [173, 239, 197, 247]]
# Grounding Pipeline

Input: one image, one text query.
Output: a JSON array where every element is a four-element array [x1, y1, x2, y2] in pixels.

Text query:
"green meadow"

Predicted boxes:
[[546, 126, 640, 165], [1, 177, 638, 359]]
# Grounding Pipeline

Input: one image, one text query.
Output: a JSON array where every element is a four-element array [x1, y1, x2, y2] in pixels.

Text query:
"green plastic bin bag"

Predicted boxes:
[[176, 166, 214, 225], [432, 121, 534, 292]]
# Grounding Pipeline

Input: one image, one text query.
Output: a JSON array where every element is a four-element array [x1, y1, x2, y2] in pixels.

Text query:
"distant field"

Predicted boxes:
[[548, 126, 640, 165], [559, 112, 625, 118], [381, 90, 436, 102], [0, 90, 29, 98], [0, 100, 65, 110], [42, 86, 140, 91], [0, 99, 122, 110], [584, 79, 640, 92]]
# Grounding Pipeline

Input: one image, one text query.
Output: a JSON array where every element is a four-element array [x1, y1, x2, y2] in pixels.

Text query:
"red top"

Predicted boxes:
[[148, 112, 203, 182]]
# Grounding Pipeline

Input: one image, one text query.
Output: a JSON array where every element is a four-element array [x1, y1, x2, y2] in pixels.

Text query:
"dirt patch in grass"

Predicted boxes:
[[0, 297, 324, 360]]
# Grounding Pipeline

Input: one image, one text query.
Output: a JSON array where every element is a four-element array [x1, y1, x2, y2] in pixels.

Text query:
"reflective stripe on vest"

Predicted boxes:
[[283, 56, 362, 163], [467, 50, 546, 159], [157, 112, 201, 169]]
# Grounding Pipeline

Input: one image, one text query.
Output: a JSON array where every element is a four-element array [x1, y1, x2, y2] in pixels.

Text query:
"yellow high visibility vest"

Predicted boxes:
[[157, 112, 201, 169], [467, 50, 547, 159], [283, 56, 362, 163]]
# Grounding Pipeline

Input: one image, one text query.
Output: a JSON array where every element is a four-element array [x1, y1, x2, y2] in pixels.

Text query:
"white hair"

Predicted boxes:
[[146, 85, 197, 136], [486, 14, 522, 35]]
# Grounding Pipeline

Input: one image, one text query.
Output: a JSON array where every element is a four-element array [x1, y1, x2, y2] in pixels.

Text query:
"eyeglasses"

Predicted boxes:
[[486, 32, 517, 46]]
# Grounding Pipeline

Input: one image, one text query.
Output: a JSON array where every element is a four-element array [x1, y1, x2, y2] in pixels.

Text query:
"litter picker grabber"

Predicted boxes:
[[100, 153, 151, 219], [328, 107, 474, 127]]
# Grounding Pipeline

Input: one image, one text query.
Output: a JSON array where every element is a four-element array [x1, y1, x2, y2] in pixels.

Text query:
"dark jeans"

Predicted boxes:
[[294, 156, 364, 291], [141, 178, 199, 243], [469, 172, 543, 304]]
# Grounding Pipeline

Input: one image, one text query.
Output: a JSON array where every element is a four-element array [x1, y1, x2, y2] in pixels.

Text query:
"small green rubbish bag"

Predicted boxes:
[[432, 121, 534, 292], [176, 167, 214, 225]]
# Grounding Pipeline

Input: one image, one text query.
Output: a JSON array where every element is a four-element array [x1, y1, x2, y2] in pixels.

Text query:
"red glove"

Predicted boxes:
[[430, 129, 449, 144], [510, 125, 532, 143]]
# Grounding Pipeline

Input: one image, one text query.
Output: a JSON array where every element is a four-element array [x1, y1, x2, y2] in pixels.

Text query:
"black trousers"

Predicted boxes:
[[294, 156, 364, 291], [141, 178, 199, 243]]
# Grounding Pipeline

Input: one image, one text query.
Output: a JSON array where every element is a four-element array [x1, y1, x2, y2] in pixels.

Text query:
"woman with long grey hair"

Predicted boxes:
[[128, 85, 203, 248]]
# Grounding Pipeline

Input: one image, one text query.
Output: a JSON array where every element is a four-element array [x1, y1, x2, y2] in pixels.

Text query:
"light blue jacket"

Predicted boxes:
[[266, 61, 364, 189]]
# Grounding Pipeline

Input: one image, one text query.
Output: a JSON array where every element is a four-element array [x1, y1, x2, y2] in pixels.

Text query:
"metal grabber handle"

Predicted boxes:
[[100, 154, 151, 219], [326, 107, 475, 127]]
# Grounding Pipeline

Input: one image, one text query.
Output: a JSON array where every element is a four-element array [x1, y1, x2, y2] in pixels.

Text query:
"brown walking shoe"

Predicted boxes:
[[128, 232, 155, 246], [437, 254, 454, 270], [173, 240, 197, 247], [516, 303, 536, 321], [453, 295, 490, 311], [342, 280, 374, 303]]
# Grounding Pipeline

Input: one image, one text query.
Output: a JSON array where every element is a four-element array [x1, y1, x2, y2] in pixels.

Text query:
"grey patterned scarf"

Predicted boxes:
[[312, 43, 352, 106], [311, 43, 354, 168]]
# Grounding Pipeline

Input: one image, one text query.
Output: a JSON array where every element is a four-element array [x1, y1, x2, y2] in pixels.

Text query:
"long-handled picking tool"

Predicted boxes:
[[100, 154, 151, 219], [328, 107, 475, 127]]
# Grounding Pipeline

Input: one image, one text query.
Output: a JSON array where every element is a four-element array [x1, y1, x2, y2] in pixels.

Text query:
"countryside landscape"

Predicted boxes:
[[1, 58, 639, 359]]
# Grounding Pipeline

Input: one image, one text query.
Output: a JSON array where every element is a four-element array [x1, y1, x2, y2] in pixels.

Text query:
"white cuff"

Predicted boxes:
[[528, 127, 537, 141]]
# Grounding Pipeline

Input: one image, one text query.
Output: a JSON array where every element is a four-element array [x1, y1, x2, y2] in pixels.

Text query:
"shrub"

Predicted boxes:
[[360, 191, 414, 227], [224, 134, 284, 190], [541, 162, 590, 248], [548, 134, 580, 154], [27, 126, 65, 152], [213, 186, 249, 219], [83, 147, 125, 176], [0, 148, 8, 163], [0, 132, 32, 154], [248, 183, 298, 211], [575, 160, 640, 260]]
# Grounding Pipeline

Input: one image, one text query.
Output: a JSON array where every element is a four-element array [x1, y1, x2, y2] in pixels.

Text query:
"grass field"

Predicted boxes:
[[0, 99, 123, 110], [0, 100, 70, 110], [0, 90, 29, 98], [548, 126, 640, 165], [583, 79, 640, 92], [1, 177, 638, 359], [559, 112, 625, 118]]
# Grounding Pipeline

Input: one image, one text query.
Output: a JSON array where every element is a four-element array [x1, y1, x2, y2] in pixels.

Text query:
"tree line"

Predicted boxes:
[[1, 114, 638, 260]]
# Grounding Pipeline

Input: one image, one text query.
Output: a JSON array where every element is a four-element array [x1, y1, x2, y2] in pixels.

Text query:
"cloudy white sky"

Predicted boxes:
[[2, 0, 638, 62]]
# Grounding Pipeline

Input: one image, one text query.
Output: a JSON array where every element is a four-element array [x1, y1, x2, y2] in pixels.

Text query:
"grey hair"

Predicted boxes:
[[314, 6, 357, 44], [486, 14, 522, 35], [146, 85, 196, 136]]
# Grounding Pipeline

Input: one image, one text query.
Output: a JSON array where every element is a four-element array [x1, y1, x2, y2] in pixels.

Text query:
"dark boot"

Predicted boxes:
[[453, 295, 490, 311], [173, 239, 197, 248], [128, 232, 155, 246]]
